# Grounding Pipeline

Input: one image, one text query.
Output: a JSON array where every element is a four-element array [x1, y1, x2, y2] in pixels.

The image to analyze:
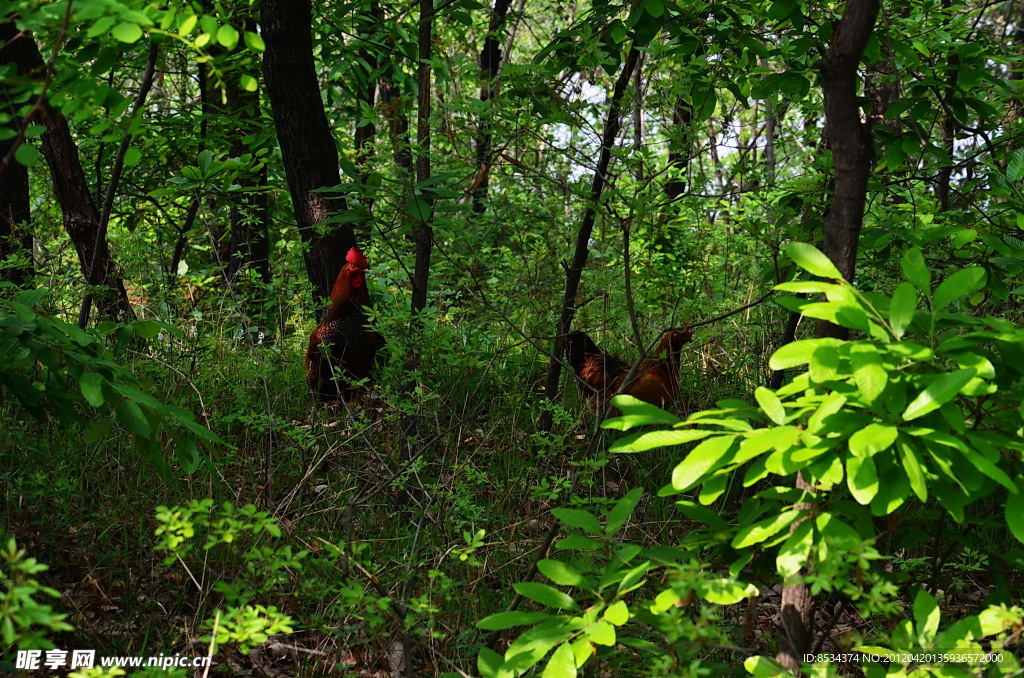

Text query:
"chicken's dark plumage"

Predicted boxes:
[[305, 247, 384, 401], [566, 329, 692, 412]]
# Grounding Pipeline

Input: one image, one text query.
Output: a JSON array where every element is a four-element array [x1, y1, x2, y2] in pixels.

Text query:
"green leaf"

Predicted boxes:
[[177, 14, 198, 36], [477, 611, 553, 631], [123, 147, 142, 168], [112, 23, 144, 43], [769, 338, 841, 370], [932, 267, 986, 310], [1007, 148, 1024, 181], [850, 344, 887, 405], [217, 24, 239, 49], [913, 590, 940, 644], [132, 319, 162, 339], [513, 582, 579, 611], [587, 619, 616, 646], [538, 560, 588, 587], [901, 248, 931, 294], [551, 508, 602, 536], [610, 428, 710, 452], [846, 456, 879, 504], [606, 487, 642, 537], [603, 600, 629, 625], [244, 31, 265, 52], [671, 435, 736, 491], [116, 398, 152, 437], [1007, 479, 1024, 545], [79, 371, 105, 407], [786, 242, 843, 279], [899, 442, 928, 501], [754, 387, 786, 425], [239, 74, 258, 92], [478, 647, 503, 677], [542, 643, 577, 678], [889, 282, 917, 339], [902, 368, 977, 421], [732, 510, 800, 549], [14, 144, 39, 167], [848, 424, 898, 457], [603, 395, 681, 430]]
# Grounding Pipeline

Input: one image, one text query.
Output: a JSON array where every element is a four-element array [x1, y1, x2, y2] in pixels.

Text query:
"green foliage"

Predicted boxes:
[[0, 538, 73, 650], [0, 289, 222, 478]]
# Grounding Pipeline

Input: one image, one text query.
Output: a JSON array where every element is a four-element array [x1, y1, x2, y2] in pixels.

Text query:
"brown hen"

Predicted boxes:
[[566, 329, 692, 413]]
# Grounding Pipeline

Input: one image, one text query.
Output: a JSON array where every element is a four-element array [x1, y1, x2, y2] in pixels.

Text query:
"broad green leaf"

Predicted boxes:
[[603, 601, 629, 625], [889, 282, 917, 339], [244, 31, 265, 52], [79, 371, 104, 407], [587, 620, 615, 646], [786, 242, 843, 279], [177, 14, 198, 36], [609, 428, 709, 452], [899, 442, 928, 501], [606, 487, 642, 537], [809, 343, 840, 382], [513, 582, 579, 611], [1007, 148, 1024, 181], [848, 424, 898, 457], [913, 590, 941, 644], [776, 519, 812, 576], [551, 508, 602, 536], [846, 456, 879, 504], [671, 435, 736, 491], [542, 643, 577, 678], [132, 319, 162, 339], [745, 655, 790, 676], [116, 398, 152, 437], [477, 611, 554, 631], [901, 248, 930, 294], [1009, 479, 1024, 545], [732, 510, 800, 549], [478, 647, 503, 677], [14, 143, 39, 167], [603, 395, 681, 430], [123, 147, 142, 167], [850, 344, 887, 405], [217, 24, 239, 49], [112, 22, 143, 43], [932, 267, 986, 310], [699, 578, 758, 605], [240, 74, 257, 92], [769, 338, 841, 370], [754, 387, 786, 425], [538, 560, 588, 587], [902, 368, 977, 420]]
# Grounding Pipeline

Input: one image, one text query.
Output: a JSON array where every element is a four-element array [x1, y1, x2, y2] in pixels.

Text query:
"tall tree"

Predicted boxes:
[[410, 0, 435, 317], [776, 0, 880, 672], [0, 23, 32, 287], [0, 24, 135, 321], [260, 0, 354, 303], [470, 0, 515, 214]]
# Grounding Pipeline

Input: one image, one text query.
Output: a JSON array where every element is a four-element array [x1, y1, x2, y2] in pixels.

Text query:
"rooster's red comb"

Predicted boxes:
[[346, 247, 369, 270]]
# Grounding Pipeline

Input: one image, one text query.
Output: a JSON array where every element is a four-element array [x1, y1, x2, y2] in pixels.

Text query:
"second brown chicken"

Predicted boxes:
[[566, 329, 692, 413]]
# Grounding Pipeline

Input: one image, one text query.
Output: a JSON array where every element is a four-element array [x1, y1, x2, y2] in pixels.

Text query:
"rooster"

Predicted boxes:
[[305, 246, 384, 401], [566, 329, 692, 413]]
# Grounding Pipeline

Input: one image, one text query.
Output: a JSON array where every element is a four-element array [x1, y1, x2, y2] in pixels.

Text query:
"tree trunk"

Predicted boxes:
[[775, 1, 880, 673], [261, 0, 354, 303], [470, 0, 514, 214], [410, 0, 435, 317], [226, 17, 271, 288], [1, 25, 135, 321], [0, 23, 33, 287], [537, 47, 640, 433]]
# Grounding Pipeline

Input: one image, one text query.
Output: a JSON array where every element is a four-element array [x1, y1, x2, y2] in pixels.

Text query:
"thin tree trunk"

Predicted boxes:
[[225, 17, 270, 288], [78, 43, 158, 329], [354, 0, 379, 163], [775, 1, 880, 673], [410, 0, 435, 317], [0, 23, 33, 287], [537, 47, 640, 433], [470, 0, 514, 213], [1, 25, 135, 321], [261, 0, 354, 303]]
